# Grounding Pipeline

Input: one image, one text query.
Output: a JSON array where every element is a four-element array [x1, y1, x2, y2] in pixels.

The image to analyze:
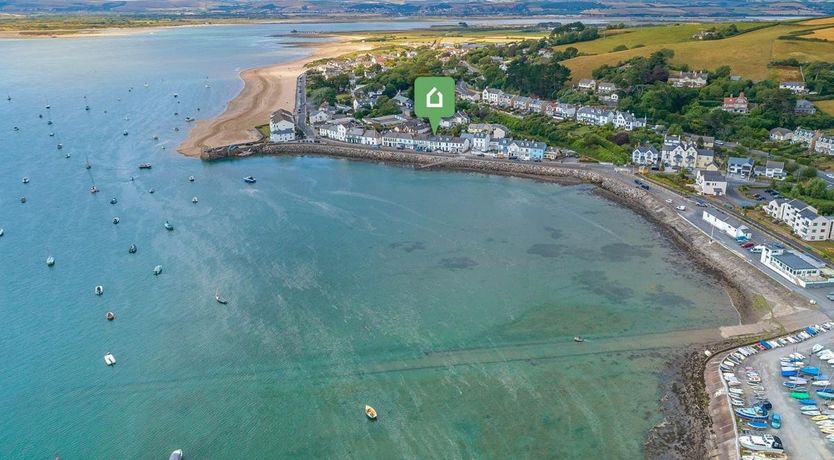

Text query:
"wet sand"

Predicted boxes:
[[177, 39, 369, 157]]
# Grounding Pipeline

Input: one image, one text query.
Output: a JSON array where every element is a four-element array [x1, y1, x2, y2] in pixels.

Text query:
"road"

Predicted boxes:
[[739, 332, 834, 460], [295, 72, 315, 138], [614, 167, 834, 313]]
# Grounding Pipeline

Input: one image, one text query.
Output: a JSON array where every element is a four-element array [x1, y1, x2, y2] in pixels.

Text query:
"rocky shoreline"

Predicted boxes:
[[202, 141, 814, 458]]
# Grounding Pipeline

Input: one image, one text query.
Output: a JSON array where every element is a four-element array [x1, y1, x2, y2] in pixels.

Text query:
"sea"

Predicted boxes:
[[0, 22, 737, 458]]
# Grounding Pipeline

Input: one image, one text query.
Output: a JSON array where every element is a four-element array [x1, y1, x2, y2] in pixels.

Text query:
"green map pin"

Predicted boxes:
[[414, 77, 455, 134]]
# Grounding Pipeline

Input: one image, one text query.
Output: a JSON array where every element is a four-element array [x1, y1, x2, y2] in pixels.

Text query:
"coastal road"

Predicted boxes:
[[608, 167, 834, 314], [740, 332, 834, 460]]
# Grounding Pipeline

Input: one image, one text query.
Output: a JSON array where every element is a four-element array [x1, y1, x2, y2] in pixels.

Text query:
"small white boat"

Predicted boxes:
[[22, 177, 29, 184], [215, 289, 228, 305], [192, 197, 198, 204], [110, 197, 118, 205], [153, 265, 162, 276], [164, 221, 173, 231], [112, 217, 120, 225], [169, 449, 183, 460], [365, 405, 377, 420], [573, 336, 585, 343], [46, 256, 55, 267], [813, 344, 825, 354], [814, 380, 832, 386], [104, 352, 116, 366], [188, 176, 195, 182], [243, 176, 256, 183], [95, 285, 104, 296], [106, 311, 115, 321], [0, 228, 4, 237], [738, 434, 783, 453]]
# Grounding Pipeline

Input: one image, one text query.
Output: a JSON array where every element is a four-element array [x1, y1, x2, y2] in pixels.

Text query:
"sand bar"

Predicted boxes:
[[178, 39, 369, 156]]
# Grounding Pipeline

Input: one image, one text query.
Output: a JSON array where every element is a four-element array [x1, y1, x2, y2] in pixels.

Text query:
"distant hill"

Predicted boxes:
[[0, 0, 830, 18]]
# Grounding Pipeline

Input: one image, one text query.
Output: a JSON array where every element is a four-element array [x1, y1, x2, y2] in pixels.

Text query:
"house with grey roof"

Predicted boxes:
[[631, 145, 660, 166], [761, 244, 832, 287], [795, 99, 817, 115], [770, 127, 793, 142], [696, 169, 727, 196], [765, 198, 834, 241], [727, 157, 754, 176], [764, 160, 786, 179]]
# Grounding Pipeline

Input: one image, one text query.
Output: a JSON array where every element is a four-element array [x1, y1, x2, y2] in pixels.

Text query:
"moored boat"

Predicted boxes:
[[188, 176, 195, 182], [365, 405, 377, 420], [164, 221, 173, 231], [112, 217, 120, 225], [153, 265, 162, 275], [243, 176, 256, 183], [573, 336, 584, 343], [215, 289, 228, 305], [138, 163, 152, 169], [104, 352, 116, 366], [106, 311, 115, 321], [192, 197, 198, 204], [95, 285, 104, 296], [129, 244, 137, 254], [169, 449, 183, 460], [46, 256, 55, 267]]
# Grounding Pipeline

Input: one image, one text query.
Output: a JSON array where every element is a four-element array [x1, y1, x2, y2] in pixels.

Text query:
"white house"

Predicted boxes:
[[816, 136, 834, 155], [793, 127, 819, 147], [439, 111, 470, 128], [576, 107, 612, 126], [611, 111, 646, 131], [769, 127, 793, 142], [702, 209, 752, 240], [597, 82, 617, 94], [761, 245, 830, 288], [632, 145, 660, 166], [779, 81, 806, 94], [668, 71, 709, 88], [660, 137, 699, 169], [696, 170, 727, 196], [309, 110, 330, 125], [764, 198, 834, 241], [577, 79, 597, 92], [318, 123, 352, 142], [764, 160, 786, 179], [269, 109, 296, 143], [727, 157, 754, 176], [470, 132, 491, 152]]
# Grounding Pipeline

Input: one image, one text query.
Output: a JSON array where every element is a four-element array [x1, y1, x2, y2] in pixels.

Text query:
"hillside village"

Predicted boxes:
[[262, 21, 834, 246]]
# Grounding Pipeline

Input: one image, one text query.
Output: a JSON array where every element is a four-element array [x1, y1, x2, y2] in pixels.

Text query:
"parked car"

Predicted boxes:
[[741, 242, 755, 249], [696, 201, 708, 207], [640, 184, 650, 190], [665, 199, 673, 204], [675, 205, 686, 211], [750, 245, 764, 253]]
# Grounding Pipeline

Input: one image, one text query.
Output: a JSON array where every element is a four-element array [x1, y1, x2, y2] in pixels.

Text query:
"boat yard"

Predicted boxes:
[[709, 324, 834, 460]]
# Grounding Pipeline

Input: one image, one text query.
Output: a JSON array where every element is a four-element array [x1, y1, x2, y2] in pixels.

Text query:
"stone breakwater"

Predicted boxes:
[[202, 141, 818, 459]]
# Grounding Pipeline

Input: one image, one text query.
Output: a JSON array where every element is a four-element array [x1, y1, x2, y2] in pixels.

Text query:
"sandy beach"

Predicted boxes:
[[177, 39, 369, 157]]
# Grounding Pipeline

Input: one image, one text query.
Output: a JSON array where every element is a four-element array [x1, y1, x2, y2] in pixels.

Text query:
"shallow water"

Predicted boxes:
[[0, 24, 735, 458]]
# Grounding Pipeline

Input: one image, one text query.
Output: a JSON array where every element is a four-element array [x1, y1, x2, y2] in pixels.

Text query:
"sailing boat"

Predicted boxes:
[[215, 289, 228, 304]]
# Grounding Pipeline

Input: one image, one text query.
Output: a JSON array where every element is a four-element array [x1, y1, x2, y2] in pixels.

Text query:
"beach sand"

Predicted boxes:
[[177, 39, 369, 157]]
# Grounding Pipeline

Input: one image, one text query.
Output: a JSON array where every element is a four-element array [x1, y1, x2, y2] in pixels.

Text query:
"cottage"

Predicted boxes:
[[727, 157, 754, 176], [668, 71, 709, 88], [723, 92, 749, 113], [695, 149, 717, 170], [392, 93, 413, 108], [702, 209, 752, 240], [795, 99, 817, 115], [309, 110, 330, 125], [577, 79, 597, 92], [769, 127, 793, 142], [469, 132, 491, 152], [269, 109, 296, 143], [611, 111, 646, 131], [576, 107, 612, 126], [696, 170, 727, 196], [468, 123, 509, 139], [439, 111, 470, 128], [779, 81, 806, 94]]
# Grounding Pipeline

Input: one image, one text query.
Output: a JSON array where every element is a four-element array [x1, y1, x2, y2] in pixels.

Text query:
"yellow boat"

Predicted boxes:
[[364, 405, 377, 420], [813, 415, 829, 421]]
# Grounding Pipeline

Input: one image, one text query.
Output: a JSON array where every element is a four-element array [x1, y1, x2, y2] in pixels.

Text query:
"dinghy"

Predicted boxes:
[[364, 405, 377, 420], [747, 421, 768, 429], [103, 353, 116, 366], [95, 285, 103, 296], [164, 221, 173, 231], [46, 256, 55, 267], [169, 449, 183, 460], [153, 265, 162, 276], [215, 289, 228, 305], [106, 312, 115, 321], [129, 244, 137, 254]]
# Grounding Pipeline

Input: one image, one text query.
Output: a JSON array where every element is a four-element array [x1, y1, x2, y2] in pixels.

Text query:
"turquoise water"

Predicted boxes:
[[0, 25, 736, 458]]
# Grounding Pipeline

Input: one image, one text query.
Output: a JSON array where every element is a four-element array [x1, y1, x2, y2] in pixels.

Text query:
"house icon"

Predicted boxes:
[[426, 87, 443, 108]]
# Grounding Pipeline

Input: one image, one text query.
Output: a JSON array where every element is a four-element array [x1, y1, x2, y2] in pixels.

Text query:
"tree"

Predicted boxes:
[[800, 166, 819, 179]]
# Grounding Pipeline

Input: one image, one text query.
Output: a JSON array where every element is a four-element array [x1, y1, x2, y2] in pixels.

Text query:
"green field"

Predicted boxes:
[[558, 22, 834, 81]]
